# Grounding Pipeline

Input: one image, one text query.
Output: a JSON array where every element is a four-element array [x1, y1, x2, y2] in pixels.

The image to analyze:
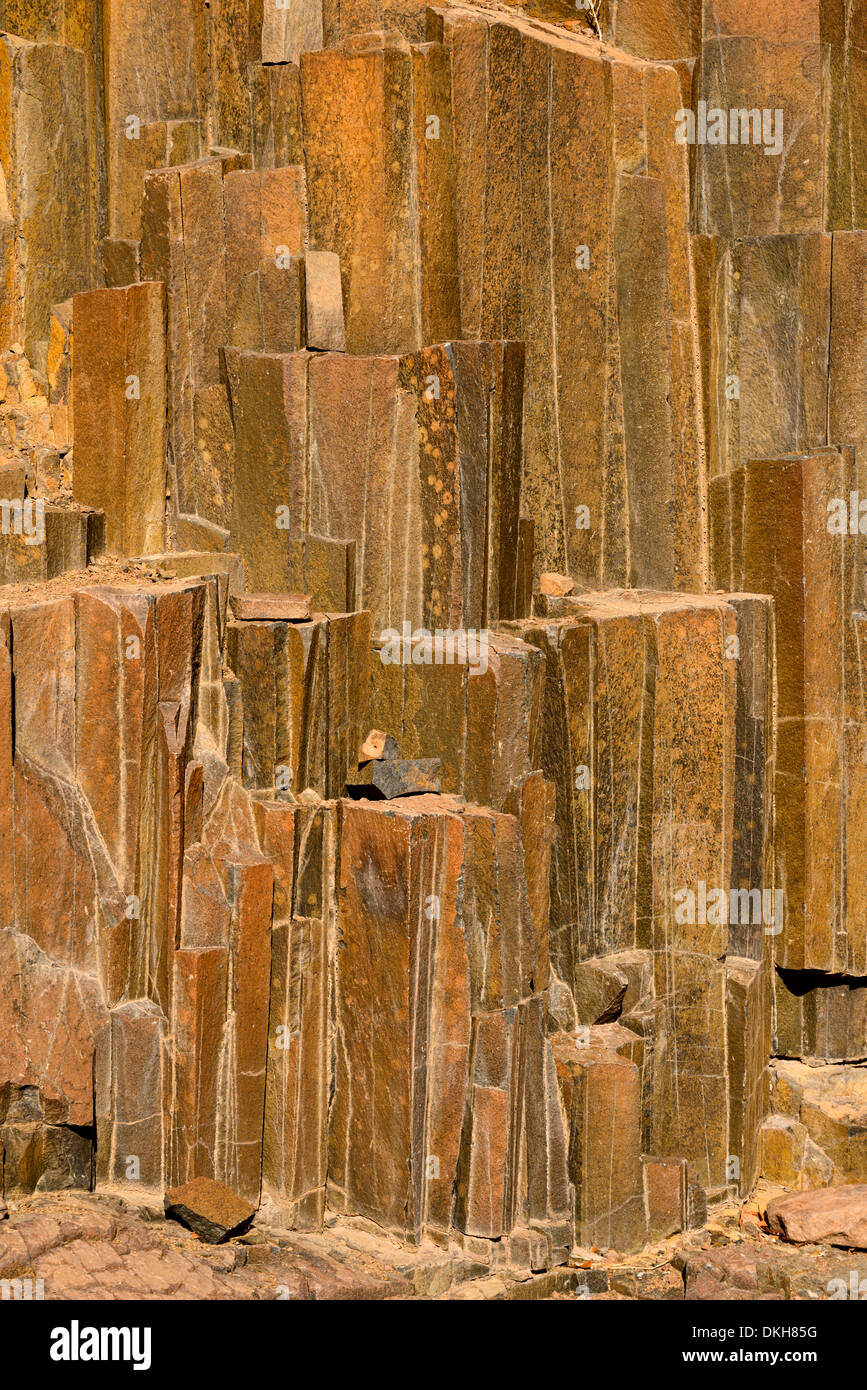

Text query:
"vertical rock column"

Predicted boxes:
[[72, 282, 167, 557], [711, 448, 866, 977], [0, 34, 97, 365], [330, 795, 569, 1253]]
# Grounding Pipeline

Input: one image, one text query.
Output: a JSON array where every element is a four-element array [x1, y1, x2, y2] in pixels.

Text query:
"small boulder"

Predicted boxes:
[[765, 1184, 867, 1249], [573, 957, 629, 1024], [164, 1177, 255, 1244], [539, 571, 575, 596]]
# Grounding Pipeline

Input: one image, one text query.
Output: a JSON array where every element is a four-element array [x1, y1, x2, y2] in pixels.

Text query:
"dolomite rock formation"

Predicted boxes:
[[0, 0, 866, 1301]]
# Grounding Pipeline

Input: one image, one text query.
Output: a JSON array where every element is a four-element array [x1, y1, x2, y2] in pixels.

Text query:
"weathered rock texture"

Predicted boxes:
[[0, 0, 865, 1301]]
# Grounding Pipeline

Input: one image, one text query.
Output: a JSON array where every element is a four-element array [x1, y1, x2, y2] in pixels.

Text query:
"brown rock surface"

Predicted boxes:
[[712, 449, 863, 975], [301, 33, 459, 355], [695, 38, 824, 237], [304, 250, 346, 352]]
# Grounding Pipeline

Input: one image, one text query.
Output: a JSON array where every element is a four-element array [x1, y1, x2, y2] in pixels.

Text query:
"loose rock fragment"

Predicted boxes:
[[164, 1177, 255, 1244]]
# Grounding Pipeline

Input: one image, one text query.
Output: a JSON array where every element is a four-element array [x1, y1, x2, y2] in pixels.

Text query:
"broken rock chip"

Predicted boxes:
[[765, 1185, 867, 1250], [539, 572, 575, 597], [358, 729, 397, 762], [164, 1177, 255, 1244]]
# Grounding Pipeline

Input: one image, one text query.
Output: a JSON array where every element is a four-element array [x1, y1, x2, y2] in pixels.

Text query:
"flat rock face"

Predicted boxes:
[[0, 1191, 427, 1299], [774, 1059, 867, 1128], [766, 1186, 867, 1249]]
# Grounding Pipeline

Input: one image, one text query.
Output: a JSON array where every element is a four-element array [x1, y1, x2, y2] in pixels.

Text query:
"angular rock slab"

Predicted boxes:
[[141, 158, 228, 523], [695, 37, 824, 237], [227, 608, 369, 798], [695, 233, 831, 482], [552, 1029, 646, 1254], [226, 341, 524, 630], [770, 1058, 867, 1183], [371, 627, 544, 811]]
